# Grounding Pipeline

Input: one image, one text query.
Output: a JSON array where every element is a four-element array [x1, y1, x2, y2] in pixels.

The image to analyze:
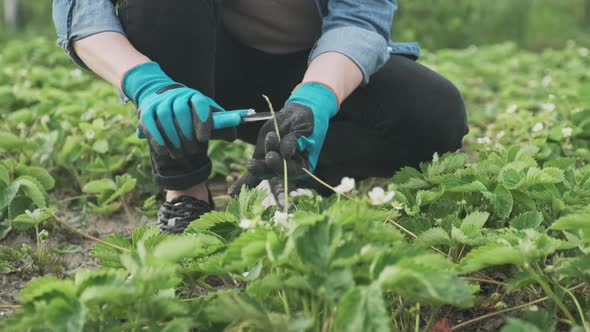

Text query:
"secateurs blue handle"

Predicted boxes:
[[137, 108, 269, 139], [212, 109, 256, 129]]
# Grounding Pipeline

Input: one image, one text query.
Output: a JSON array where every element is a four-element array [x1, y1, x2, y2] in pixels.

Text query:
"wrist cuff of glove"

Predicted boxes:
[[288, 81, 340, 118], [121, 61, 177, 104]]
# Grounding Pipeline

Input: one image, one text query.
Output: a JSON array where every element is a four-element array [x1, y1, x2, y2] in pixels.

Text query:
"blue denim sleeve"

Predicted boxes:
[[309, 0, 396, 84], [52, 0, 125, 69]]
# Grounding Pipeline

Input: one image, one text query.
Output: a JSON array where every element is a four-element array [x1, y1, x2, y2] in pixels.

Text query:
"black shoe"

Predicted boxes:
[[158, 196, 214, 234]]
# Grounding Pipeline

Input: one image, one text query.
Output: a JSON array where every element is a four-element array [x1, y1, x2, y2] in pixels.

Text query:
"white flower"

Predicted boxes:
[[85, 130, 95, 140], [532, 123, 544, 132], [541, 103, 555, 111], [71, 69, 83, 78], [289, 188, 314, 199], [239, 218, 256, 229], [579, 48, 589, 57], [542, 75, 552, 87], [506, 104, 518, 114], [476, 136, 492, 145], [562, 127, 573, 138], [334, 177, 355, 194], [432, 152, 440, 162], [368, 187, 395, 206], [496, 131, 506, 139], [273, 211, 292, 228]]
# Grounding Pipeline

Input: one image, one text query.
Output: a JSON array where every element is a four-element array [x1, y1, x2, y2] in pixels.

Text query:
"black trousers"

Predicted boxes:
[[118, 0, 469, 191]]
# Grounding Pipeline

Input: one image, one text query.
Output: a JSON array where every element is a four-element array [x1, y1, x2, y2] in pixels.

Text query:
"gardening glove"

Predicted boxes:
[[229, 81, 339, 196], [122, 61, 223, 159]]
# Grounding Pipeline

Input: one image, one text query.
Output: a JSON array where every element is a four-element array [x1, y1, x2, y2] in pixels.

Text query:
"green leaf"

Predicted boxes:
[[204, 291, 271, 326], [426, 153, 468, 177], [551, 211, 590, 233], [0, 132, 24, 152], [0, 218, 11, 240], [500, 168, 522, 189], [444, 180, 488, 193], [293, 216, 339, 269], [0, 182, 19, 210], [0, 166, 10, 185], [13, 209, 51, 231], [152, 235, 212, 263], [510, 211, 544, 230], [416, 188, 445, 207], [58, 136, 83, 163], [334, 284, 391, 332], [88, 202, 121, 215], [90, 234, 133, 267], [392, 167, 430, 189], [92, 139, 109, 154], [52, 243, 83, 254], [18, 275, 76, 304], [459, 243, 525, 274], [184, 211, 239, 241], [452, 225, 484, 246], [227, 187, 267, 220], [82, 179, 117, 194], [12, 213, 37, 231], [14, 176, 46, 208], [221, 228, 268, 272], [493, 185, 513, 219], [101, 177, 136, 205], [378, 261, 473, 307], [9, 196, 31, 220], [416, 227, 451, 247], [15, 165, 55, 191], [462, 211, 490, 230]]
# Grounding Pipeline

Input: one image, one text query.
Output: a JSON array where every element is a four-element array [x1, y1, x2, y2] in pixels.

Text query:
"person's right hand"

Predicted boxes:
[[122, 61, 224, 159]]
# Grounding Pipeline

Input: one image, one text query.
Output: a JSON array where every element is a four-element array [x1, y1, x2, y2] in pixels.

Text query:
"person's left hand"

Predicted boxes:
[[229, 82, 339, 196]]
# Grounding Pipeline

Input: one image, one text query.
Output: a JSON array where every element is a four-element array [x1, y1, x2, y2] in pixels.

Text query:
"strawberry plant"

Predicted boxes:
[[1, 38, 590, 331]]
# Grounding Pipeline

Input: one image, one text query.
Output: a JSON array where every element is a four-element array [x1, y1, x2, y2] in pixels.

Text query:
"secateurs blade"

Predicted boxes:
[[212, 109, 274, 129]]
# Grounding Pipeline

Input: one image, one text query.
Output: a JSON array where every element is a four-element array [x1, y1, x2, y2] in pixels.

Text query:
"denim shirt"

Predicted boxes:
[[52, 0, 420, 84]]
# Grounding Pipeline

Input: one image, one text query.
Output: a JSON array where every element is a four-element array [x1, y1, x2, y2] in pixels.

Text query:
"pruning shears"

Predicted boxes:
[[137, 109, 273, 139], [212, 109, 273, 130]]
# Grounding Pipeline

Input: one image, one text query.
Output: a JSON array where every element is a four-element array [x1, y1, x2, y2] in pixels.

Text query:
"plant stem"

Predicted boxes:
[[120, 197, 136, 227], [196, 279, 217, 292], [46, 209, 129, 252], [279, 290, 290, 316], [301, 168, 353, 200], [532, 264, 576, 324], [58, 194, 90, 203], [415, 303, 420, 332], [262, 94, 289, 214], [0, 304, 21, 309], [34, 224, 41, 255], [451, 283, 585, 331], [561, 285, 589, 331]]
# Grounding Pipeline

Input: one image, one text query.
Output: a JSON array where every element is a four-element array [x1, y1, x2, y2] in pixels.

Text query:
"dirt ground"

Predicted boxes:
[[0, 179, 233, 319]]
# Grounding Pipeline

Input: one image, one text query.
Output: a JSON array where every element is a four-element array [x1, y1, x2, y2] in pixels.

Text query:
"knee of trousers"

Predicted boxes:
[[422, 79, 469, 153]]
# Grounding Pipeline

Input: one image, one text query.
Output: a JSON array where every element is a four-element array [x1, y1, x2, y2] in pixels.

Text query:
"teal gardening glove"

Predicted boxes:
[[122, 62, 224, 159], [229, 81, 339, 195]]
